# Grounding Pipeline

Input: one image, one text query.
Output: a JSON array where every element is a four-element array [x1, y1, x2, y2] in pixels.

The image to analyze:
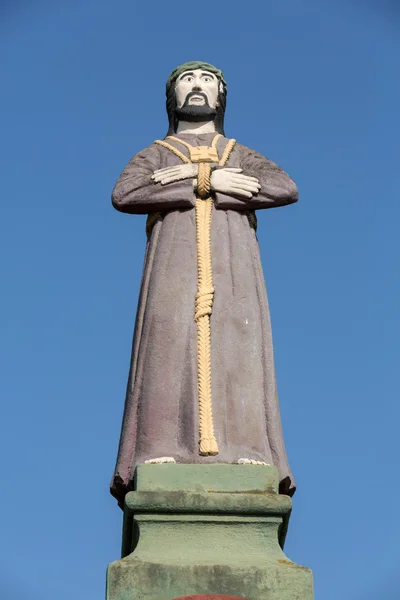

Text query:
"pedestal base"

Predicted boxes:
[[106, 465, 313, 600]]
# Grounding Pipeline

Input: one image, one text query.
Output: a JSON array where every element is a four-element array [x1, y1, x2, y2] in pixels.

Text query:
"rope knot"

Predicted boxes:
[[194, 286, 215, 321]]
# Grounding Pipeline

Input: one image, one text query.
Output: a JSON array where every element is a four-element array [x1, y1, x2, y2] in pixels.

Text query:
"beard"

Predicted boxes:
[[175, 92, 217, 122]]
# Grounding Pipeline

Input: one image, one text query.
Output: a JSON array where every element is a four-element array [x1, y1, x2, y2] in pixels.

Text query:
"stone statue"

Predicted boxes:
[[110, 61, 298, 508]]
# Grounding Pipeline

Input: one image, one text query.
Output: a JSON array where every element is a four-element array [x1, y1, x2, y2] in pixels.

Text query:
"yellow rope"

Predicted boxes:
[[154, 139, 190, 164], [211, 133, 222, 149], [195, 162, 218, 455], [194, 138, 236, 454], [166, 136, 194, 152], [219, 138, 236, 167], [166, 134, 222, 152], [152, 135, 236, 455]]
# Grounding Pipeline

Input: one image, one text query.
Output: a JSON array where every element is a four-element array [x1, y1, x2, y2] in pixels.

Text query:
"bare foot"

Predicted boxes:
[[144, 457, 176, 464], [238, 458, 271, 466]]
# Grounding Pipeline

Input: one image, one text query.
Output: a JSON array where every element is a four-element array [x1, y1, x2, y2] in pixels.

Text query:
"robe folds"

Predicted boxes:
[[110, 132, 298, 508]]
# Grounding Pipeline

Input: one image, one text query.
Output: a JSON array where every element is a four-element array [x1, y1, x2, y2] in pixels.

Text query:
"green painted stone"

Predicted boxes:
[[107, 465, 313, 600], [134, 464, 279, 494]]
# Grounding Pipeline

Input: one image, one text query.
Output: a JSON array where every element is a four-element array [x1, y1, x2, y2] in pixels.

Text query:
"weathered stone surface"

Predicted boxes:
[[173, 596, 249, 599], [134, 464, 279, 494], [126, 490, 291, 515], [107, 465, 313, 600]]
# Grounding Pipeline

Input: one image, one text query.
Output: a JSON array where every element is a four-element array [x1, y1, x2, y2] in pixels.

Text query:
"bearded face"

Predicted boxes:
[[174, 69, 222, 123], [165, 64, 227, 135]]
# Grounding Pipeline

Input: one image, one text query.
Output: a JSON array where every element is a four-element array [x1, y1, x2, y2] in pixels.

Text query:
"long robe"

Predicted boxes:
[[110, 132, 298, 507]]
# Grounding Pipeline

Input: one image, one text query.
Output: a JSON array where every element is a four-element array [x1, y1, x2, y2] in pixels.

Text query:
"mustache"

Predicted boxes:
[[183, 91, 210, 106]]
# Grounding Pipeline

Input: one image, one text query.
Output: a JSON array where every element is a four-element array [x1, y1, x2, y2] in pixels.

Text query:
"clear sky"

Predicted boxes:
[[1, 1, 399, 599]]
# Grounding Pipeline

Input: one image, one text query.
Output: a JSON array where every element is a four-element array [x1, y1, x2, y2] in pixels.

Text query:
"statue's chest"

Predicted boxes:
[[159, 141, 240, 169]]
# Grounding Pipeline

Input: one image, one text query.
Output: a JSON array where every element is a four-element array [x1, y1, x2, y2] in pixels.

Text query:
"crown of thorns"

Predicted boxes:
[[167, 61, 226, 90]]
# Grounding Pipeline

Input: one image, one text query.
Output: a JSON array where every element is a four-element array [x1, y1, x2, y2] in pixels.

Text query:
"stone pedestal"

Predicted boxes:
[[106, 465, 313, 600]]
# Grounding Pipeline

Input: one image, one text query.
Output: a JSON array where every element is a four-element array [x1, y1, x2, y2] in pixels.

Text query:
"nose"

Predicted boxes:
[[191, 74, 203, 91]]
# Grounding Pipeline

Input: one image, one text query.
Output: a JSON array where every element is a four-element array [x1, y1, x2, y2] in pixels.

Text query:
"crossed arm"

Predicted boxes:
[[150, 143, 298, 209], [151, 164, 261, 199], [112, 143, 297, 214]]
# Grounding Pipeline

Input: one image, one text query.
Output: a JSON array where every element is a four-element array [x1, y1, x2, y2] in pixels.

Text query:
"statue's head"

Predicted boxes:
[[166, 61, 227, 136]]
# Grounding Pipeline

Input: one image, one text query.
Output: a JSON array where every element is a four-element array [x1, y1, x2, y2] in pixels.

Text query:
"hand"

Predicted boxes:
[[151, 164, 198, 185], [210, 168, 261, 199]]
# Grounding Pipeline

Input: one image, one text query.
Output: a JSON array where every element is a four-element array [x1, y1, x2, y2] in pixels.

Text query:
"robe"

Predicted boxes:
[[110, 132, 298, 507]]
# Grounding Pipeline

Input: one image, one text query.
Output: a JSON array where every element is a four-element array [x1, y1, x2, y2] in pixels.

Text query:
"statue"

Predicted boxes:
[[110, 61, 298, 508]]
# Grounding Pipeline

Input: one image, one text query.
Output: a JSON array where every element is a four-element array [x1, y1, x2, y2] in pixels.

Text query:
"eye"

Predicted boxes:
[[202, 76, 212, 82], [183, 75, 193, 82]]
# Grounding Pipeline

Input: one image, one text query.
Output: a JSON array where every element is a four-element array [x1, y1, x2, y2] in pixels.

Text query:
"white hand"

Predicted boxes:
[[210, 168, 261, 199], [151, 164, 198, 185]]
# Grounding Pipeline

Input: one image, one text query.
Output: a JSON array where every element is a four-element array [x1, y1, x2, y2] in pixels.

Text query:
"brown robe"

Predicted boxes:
[[110, 132, 298, 507]]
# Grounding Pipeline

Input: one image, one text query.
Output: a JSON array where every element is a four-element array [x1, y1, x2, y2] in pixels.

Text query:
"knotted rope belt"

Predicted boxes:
[[152, 134, 236, 455]]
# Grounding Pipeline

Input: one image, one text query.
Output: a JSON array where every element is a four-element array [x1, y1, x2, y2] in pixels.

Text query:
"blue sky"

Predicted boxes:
[[1, 1, 399, 599]]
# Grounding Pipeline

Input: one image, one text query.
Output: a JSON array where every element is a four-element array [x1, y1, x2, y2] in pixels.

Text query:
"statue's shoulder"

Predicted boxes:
[[125, 142, 163, 165], [135, 141, 163, 155], [232, 141, 278, 167], [232, 140, 264, 158]]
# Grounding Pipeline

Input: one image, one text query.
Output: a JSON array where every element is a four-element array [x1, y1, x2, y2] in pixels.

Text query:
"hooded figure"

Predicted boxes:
[[110, 61, 298, 508]]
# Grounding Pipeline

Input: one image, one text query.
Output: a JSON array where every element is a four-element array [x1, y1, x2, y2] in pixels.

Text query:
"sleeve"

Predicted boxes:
[[214, 144, 298, 211], [112, 144, 196, 215]]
